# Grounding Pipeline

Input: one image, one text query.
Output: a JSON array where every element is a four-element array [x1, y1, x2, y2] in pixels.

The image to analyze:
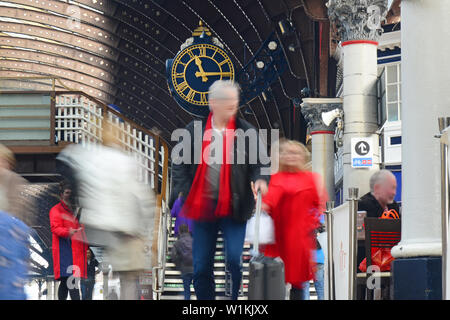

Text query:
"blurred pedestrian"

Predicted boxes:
[[49, 181, 88, 300], [81, 248, 99, 300], [0, 210, 30, 300], [0, 144, 35, 227], [302, 214, 325, 300], [108, 288, 118, 300], [171, 192, 193, 236], [169, 80, 270, 300], [171, 224, 194, 300], [301, 153, 324, 300], [260, 139, 326, 300], [61, 122, 156, 300]]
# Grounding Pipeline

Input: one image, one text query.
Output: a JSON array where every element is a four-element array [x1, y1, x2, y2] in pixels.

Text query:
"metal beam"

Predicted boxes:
[[0, 47, 116, 92]]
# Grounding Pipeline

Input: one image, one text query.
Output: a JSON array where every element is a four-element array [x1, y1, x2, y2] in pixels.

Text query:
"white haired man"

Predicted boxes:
[[356, 169, 400, 300], [169, 80, 270, 300], [358, 169, 400, 218]]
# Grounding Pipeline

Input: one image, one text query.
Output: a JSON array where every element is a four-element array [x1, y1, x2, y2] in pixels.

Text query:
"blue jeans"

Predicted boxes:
[[302, 263, 324, 300], [192, 217, 246, 300], [81, 279, 95, 300], [181, 273, 194, 300]]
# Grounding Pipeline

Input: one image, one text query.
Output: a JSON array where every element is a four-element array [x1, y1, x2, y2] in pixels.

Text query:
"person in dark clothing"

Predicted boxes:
[[357, 169, 400, 300], [107, 288, 119, 300], [358, 169, 400, 218], [169, 80, 270, 300], [171, 224, 194, 300], [81, 248, 99, 300]]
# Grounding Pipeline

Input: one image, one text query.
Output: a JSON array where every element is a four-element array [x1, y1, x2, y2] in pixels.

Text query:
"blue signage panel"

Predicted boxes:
[[352, 158, 373, 167]]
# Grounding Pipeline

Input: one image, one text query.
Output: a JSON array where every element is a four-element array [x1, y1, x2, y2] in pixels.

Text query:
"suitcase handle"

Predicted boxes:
[[252, 190, 262, 255]]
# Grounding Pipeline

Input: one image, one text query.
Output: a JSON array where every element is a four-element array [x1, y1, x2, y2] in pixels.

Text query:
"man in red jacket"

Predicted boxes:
[[49, 182, 87, 300]]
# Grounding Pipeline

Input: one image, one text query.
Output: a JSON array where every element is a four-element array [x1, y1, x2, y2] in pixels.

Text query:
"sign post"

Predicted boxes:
[[351, 137, 373, 168]]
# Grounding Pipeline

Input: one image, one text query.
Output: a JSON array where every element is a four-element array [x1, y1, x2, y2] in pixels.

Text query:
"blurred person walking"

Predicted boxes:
[[169, 80, 270, 300], [0, 144, 35, 227], [300, 156, 325, 300], [301, 214, 325, 300], [260, 139, 326, 300], [58, 122, 156, 300], [171, 224, 194, 300], [0, 210, 30, 300], [49, 182, 88, 300]]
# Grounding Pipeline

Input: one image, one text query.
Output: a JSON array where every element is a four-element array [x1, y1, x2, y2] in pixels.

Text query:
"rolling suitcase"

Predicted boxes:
[[247, 191, 286, 300]]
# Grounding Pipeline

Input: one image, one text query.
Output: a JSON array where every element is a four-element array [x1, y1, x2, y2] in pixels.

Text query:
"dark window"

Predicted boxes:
[[390, 136, 402, 145]]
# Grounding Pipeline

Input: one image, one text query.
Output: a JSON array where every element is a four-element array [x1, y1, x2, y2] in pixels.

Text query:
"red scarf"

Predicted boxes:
[[181, 113, 236, 220]]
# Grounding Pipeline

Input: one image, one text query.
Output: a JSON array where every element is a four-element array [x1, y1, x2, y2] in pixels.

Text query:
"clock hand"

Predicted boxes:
[[194, 56, 208, 82], [195, 71, 233, 77]]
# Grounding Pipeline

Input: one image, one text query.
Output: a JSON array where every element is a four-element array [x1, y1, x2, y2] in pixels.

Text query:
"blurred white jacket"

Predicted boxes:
[[58, 143, 156, 271]]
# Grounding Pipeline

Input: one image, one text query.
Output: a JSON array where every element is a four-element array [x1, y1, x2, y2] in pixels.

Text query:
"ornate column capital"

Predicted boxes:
[[326, 0, 388, 43], [300, 98, 343, 132]]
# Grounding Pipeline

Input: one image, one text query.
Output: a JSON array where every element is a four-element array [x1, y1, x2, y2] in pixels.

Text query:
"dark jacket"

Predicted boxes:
[[171, 233, 194, 275], [169, 116, 270, 223], [86, 256, 99, 281], [358, 192, 400, 218]]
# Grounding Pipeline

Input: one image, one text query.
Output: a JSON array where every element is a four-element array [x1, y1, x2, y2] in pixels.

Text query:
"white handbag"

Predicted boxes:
[[245, 192, 275, 246]]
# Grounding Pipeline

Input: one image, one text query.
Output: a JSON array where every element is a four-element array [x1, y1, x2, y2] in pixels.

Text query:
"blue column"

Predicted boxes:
[[392, 257, 442, 300]]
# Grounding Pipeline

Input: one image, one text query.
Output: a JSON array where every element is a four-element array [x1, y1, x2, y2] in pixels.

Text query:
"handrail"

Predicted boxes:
[[54, 90, 168, 145], [152, 195, 165, 296], [0, 91, 168, 185], [0, 77, 168, 146], [0, 76, 75, 91], [152, 195, 170, 299], [325, 201, 335, 300]]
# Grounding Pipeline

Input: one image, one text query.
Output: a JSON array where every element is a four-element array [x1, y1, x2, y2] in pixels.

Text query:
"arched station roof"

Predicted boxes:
[[0, 0, 330, 145]]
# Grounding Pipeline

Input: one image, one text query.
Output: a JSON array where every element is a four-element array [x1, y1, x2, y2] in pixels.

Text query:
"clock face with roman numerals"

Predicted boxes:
[[171, 43, 235, 107]]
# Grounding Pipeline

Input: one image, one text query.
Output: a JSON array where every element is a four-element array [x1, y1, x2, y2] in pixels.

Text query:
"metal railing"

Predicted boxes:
[[152, 195, 171, 299], [438, 117, 450, 300], [0, 76, 74, 92], [348, 188, 359, 300], [325, 200, 335, 300]]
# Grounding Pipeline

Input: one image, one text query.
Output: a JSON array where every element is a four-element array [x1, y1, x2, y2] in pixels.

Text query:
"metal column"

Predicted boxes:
[[348, 187, 359, 300], [325, 201, 335, 300], [439, 117, 450, 299]]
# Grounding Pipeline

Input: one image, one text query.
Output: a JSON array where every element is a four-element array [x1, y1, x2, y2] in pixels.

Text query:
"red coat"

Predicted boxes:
[[49, 201, 87, 280], [262, 171, 324, 287]]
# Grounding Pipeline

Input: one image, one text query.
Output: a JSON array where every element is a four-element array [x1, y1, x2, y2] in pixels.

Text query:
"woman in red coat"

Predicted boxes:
[[49, 182, 87, 300], [261, 139, 326, 300]]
